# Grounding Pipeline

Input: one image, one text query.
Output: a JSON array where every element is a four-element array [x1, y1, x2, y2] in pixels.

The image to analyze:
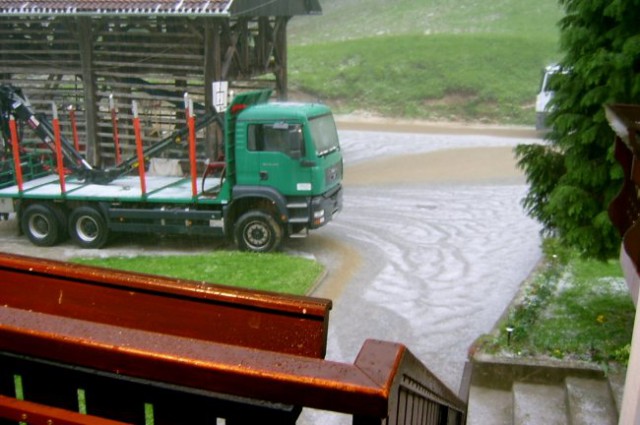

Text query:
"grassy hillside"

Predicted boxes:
[[287, 0, 564, 125]]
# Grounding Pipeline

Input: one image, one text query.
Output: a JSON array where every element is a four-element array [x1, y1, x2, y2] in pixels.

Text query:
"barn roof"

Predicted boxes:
[[0, 0, 320, 16], [0, 0, 229, 15]]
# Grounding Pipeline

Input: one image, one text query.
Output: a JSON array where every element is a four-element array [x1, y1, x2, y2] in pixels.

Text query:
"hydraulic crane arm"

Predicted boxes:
[[0, 84, 93, 175]]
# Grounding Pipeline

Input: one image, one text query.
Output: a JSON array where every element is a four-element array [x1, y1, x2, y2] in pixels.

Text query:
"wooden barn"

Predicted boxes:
[[0, 0, 321, 166]]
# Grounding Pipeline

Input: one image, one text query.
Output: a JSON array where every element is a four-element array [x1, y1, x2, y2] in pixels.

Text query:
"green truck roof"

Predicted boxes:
[[237, 102, 333, 122]]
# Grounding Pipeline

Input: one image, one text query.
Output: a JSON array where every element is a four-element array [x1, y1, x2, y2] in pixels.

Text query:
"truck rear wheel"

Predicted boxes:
[[234, 211, 283, 253], [69, 206, 109, 249], [21, 203, 65, 247]]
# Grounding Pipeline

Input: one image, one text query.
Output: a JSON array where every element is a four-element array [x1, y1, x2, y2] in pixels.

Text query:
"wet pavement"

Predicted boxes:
[[294, 129, 543, 424], [0, 126, 543, 423]]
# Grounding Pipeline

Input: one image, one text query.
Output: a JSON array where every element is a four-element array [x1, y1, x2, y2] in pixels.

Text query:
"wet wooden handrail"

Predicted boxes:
[[606, 103, 640, 425], [0, 306, 465, 423], [606, 104, 640, 242], [0, 252, 466, 424], [0, 252, 331, 358], [606, 104, 640, 306]]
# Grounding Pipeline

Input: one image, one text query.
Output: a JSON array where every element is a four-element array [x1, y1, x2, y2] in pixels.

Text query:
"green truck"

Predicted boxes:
[[0, 85, 343, 253]]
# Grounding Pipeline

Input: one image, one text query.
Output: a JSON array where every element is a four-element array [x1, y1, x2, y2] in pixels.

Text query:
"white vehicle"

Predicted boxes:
[[535, 64, 561, 130]]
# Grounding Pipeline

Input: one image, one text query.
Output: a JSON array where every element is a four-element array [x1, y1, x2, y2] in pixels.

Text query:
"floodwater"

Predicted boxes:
[[294, 127, 543, 424]]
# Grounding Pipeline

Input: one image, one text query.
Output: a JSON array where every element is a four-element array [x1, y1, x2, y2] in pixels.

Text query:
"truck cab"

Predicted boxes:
[[222, 93, 343, 252], [235, 103, 341, 194]]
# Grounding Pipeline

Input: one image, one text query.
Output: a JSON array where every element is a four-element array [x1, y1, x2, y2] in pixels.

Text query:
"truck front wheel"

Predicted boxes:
[[234, 211, 283, 253], [69, 206, 109, 249], [21, 203, 65, 247]]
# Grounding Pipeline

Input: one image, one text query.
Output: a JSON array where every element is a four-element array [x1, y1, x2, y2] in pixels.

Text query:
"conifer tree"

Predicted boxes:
[[515, 0, 640, 259]]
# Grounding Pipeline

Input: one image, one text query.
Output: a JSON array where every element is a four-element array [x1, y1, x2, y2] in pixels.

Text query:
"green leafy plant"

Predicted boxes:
[[488, 239, 635, 366]]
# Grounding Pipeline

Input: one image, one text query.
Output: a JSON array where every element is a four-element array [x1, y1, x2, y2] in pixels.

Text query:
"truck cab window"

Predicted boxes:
[[248, 123, 304, 157]]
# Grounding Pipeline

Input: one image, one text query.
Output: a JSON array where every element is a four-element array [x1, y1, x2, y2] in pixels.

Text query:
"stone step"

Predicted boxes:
[[467, 377, 621, 425], [466, 386, 512, 425], [565, 377, 618, 425], [513, 382, 567, 425], [466, 355, 625, 425], [606, 366, 627, 414]]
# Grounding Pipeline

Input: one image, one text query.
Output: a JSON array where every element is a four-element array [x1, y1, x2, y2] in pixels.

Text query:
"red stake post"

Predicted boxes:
[[185, 94, 198, 198], [132, 101, 147, 196], [8, 116, 23, 192], [110, 94, 122, 165], [52, 103, 66, 194]]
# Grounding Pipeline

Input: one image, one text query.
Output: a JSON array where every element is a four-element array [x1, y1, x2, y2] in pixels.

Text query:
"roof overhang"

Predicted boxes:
[[0, 0, 322, 17], [0, 0, 233, 16]]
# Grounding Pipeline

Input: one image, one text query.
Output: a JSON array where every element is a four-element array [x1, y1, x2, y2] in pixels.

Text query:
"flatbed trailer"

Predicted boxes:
[[0, 174, 223, 203], [0, 172, 227, 245]]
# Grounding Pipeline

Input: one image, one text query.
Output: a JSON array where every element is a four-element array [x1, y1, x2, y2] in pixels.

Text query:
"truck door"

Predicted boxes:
[[243, 122, 312, 195]]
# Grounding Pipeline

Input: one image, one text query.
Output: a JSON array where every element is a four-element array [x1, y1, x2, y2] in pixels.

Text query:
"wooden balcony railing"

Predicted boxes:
[[605, 103, 640, 425], [0, 252, 466, 424]]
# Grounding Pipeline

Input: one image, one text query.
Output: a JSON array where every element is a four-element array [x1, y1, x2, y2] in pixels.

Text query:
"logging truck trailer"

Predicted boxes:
[[0, 85, 343, 253]]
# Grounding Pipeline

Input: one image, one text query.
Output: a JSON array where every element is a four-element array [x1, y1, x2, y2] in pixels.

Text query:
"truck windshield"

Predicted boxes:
[[309, 114, 340, 156]]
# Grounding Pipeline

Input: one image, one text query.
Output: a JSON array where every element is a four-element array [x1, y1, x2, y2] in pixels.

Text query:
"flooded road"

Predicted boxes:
[[0, 123, 543, 423], [293, 127, 543, 424]]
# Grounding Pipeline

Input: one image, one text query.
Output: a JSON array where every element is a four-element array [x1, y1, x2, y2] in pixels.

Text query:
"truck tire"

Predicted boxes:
[[234, 211, 283, 253], [21, 203, 65, 247], [69, 206, 109, 249]]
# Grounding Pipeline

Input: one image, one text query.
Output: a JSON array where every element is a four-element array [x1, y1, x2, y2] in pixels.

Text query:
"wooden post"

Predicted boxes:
[[77, 17, 100, 166], [109, 94, 122, 165], [132, 101, 146, 197], [274, 16, 290, 100], [204, 20, 221, 160], [8, 116, 23, 193]]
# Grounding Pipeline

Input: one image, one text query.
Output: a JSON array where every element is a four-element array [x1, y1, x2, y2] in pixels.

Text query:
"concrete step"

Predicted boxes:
[[467, 378, 619, 425], [565, 377, 618, 425], [466, 355, 625, 425], [606, 366, 627, 414], [513, 382, 567, 425], [466, 386, 512, 425]]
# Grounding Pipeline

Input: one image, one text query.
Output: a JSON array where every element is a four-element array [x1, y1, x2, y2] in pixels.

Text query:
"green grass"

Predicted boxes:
[[287, 0, 563, 124], [529, 258, 634, 363], [290, 33, 558, 124], [72, 252, 323, 295], [481, 240, 636, 366], [289, 0, 562, 44]]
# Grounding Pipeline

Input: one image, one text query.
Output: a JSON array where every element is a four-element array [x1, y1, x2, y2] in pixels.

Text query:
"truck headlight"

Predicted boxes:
[[313, 209, 325, 225]]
